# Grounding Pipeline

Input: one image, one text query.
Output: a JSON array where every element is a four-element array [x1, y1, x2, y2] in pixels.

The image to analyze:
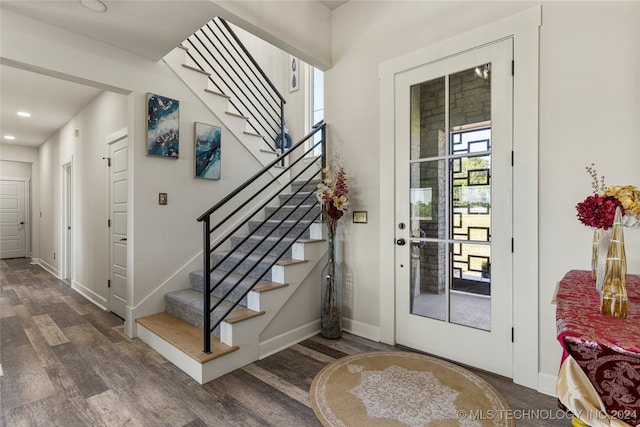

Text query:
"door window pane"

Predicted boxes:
[[410, 160, 446, 240], [410, 77, 446, 160], [410, 241, 447, 322]]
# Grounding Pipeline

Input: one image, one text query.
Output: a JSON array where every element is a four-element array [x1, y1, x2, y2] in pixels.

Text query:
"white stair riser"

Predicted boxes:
[[179, 67, 210, 93], [204, 90, 231, 111], [310, 223, 325, 240]]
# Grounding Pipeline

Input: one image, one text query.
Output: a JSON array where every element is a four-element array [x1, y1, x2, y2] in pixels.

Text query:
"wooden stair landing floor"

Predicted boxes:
[[136, 312, 238, 364]]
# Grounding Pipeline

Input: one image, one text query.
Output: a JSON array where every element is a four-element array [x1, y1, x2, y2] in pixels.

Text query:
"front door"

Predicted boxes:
[[394, 39, 513, 377], [108, 135, 128, 319], [0, 180, 27, 259]]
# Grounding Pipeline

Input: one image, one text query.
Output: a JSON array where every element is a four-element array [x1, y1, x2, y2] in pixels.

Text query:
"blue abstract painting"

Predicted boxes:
[[147, 93, 179, 158], [194, 122, 221, 180]]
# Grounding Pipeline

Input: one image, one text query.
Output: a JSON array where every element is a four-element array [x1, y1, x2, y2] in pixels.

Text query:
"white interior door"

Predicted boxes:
[[394, 39, 513, 377], [108, 135, 128, 319], [62, 163, 73, 282], [0, 180, 27, 259]]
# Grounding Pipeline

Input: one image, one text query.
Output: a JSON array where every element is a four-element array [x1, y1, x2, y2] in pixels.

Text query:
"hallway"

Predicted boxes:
[[1, 258, 565, 426]]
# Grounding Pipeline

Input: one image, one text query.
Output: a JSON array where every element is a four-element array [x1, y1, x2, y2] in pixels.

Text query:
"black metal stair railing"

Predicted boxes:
[[197, 122, 326, 354], [184, 17, 286, 154]]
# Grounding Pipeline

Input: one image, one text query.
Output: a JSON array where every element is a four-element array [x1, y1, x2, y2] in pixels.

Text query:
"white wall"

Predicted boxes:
[[0, 159, 32, 177], [537, 1, 640, 377], [36, 91, 127, 299], [0, 144, 40, 259], [326, 0, 639, 391]]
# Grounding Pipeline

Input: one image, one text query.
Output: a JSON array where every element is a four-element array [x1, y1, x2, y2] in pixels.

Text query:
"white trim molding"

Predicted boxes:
[[379, 6, 541, 389]]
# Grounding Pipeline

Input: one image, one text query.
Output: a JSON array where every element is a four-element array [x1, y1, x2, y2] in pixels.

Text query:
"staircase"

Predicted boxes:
[[135, 18, 328, 384], [136, 178, 326, 384], [165, 179, 322, 335]]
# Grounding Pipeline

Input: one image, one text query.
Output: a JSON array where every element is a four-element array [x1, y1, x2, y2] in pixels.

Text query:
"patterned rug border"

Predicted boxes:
[[310, 350, 514, 427]]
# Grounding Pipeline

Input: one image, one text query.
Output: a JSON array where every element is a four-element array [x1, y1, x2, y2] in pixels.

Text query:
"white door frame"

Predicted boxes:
[[0, 177, 30, 259], [62, 161, 73, 283], [379, 7, 540, 389]]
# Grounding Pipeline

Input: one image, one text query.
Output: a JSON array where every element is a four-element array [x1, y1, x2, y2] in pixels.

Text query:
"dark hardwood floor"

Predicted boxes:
[[1, 258, 569, 426]]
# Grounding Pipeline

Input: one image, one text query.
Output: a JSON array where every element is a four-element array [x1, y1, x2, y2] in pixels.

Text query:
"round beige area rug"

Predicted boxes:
[[310, 351, 514, 427]]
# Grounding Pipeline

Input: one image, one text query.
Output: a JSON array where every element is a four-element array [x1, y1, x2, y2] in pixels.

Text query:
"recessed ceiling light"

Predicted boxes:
[[17, 111, 31, 118], [80, 0, 107, 13], [4, 135, 16, 140]]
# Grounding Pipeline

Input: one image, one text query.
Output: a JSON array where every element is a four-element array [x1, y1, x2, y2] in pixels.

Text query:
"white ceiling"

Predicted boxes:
[[1, 1, 220, 60], [1, 65, 103, 148], [0, 0, 346, 148]]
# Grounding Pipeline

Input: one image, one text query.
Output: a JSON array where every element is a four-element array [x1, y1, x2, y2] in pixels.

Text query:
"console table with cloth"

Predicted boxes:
[[555, 270, 640, 427]]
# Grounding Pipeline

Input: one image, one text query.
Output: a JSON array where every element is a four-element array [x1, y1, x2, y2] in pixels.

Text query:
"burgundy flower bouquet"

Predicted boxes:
[[576, 164, 639, 230], [576, 194, 623, 230]]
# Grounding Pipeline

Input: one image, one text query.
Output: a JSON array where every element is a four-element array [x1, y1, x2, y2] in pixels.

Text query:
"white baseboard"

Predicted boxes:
[[343, 317, 380, 342], [538, 372, 558, 397], [71, 279, 107, 311], [30, 257, 39, 265], [37, 259, 60, 279], [259, 320, 320, 359]]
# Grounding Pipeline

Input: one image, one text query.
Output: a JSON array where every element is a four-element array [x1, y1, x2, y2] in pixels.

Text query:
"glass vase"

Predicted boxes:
[[595, 228, 612, 293], [600, 207, 628, 318], [591, 228, 603, 280], [321, 231, 342, 339]]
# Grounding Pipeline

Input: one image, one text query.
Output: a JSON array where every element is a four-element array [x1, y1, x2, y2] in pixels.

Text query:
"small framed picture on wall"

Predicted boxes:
[[289, 55, 299, 92]]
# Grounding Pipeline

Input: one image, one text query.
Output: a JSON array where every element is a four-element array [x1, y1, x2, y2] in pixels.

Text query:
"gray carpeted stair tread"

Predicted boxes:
[[189, 269, 274, 297], [229, 234, 296, 258], [164, 288, 246, 332], [291, 180, 321, 193], [264, 204, 321, 221], [279, 191, 317, 206], [247, 219, 315, 237], [210, 250, 287, 280]]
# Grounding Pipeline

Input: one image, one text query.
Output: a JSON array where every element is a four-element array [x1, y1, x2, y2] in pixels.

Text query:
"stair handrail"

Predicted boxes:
[[198, 122, 326, 353], [185, 17, 287, 154]]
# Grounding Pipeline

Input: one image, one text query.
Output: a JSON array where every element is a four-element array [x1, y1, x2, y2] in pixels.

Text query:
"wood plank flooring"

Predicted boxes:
[[1, 258, 569, 426]]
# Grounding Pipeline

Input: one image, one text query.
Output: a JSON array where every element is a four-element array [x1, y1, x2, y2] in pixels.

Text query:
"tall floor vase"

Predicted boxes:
[[320, 231, 342, 339]]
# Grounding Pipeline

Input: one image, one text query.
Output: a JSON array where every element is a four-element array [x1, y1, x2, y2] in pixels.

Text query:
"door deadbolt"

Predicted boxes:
[[396, 238, 406, 246]]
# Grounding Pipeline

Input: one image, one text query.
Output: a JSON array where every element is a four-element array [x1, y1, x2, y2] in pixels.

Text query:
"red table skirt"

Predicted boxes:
[[556, 270, 640, 425]]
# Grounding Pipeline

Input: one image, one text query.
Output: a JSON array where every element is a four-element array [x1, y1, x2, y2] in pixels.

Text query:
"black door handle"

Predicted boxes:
[[396, 238, 406, 246], [19, 222, 24, 225]]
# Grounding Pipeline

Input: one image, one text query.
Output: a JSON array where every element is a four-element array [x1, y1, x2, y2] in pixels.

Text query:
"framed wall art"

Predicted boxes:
[[289, 55, 299, 92], [194, 122, 221, 180], [147, 93, 179, 158]]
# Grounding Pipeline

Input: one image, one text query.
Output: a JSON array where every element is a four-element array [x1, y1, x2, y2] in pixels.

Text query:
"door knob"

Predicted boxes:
[[396, 238, 406, 246]]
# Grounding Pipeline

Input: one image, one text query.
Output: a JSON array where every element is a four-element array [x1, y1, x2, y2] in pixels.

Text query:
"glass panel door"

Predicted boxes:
[[395, 39, 513, 377]]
